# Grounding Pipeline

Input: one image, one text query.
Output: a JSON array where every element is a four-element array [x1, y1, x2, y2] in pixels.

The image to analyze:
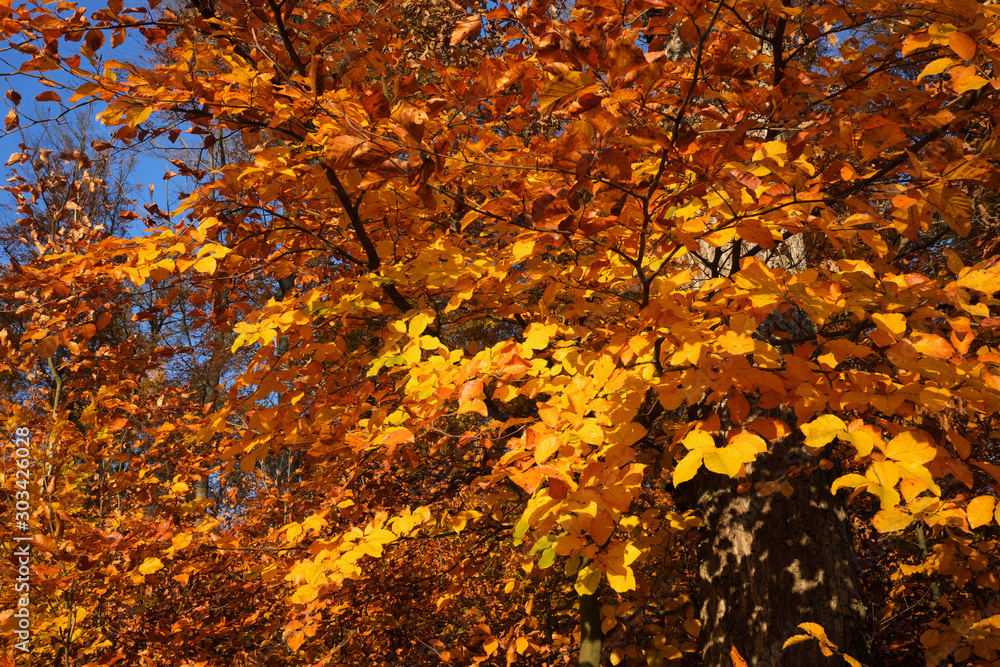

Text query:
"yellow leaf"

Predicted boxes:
[[884, 430, 936, 465], [957, 261, 1000, 294], [800, 415, 846, 450], [516, 636, 529, 654], [871, 312, 906, 339], [967, 495, 997, 529], [797, 622, 831, 644], [605, 563, 636, 593], [138, 557, 164, 575], [532, 429, 560, 464], [171, 533, 192, 550], [575, 563, 601, 595], [193, 256, 217, 274], [512, 238, 534, 261], [908, 333, 954, 359], [704, 447, 744, 477], [872, 507, 914, 533], [831, 473, 868, 494], [717, 330, 755, 355], [523, 323, 556, 351], [782, 634, 813, 649], [603, 541, 640, 592], [950, 65, 989, 93], [843, 655, 864, 667], [673, 450, 704, 485], [125, 104, 153, 128], [576, 420, 604, 445], [917, 57, 955, 80], [727, 431, 767, 461], [590, 510, 615, 546], [843, 425, 879, 456], [682, 429, 715, 450], [408, 312, 431, 337], [289, 584, 318, 604], [926, 182, 974, 236]]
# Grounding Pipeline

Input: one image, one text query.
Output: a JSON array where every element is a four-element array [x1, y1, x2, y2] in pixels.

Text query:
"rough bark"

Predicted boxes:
[[682, 423, 871, 667]]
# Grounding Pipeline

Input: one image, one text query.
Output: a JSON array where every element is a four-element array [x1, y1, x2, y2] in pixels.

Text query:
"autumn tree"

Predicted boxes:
[[2, 0, 1000, 666]]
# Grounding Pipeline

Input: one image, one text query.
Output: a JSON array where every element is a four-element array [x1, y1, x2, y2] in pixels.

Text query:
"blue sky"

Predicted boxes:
[[0, 4, 180, 231]]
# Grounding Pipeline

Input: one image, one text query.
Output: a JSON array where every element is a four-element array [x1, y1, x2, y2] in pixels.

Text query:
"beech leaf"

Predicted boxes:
[[450, 15, 481, 46]]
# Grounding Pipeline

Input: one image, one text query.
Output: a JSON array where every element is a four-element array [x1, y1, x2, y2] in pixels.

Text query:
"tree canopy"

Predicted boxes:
[[1, 0, 1000, 665]]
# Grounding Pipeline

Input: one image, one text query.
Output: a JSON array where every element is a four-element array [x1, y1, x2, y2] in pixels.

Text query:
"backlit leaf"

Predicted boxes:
[[673, 450, 704, 485], [948, 32, 976, 60], [967, 495, 997, 529], [450, 15, 481, 46], [801, 415, 847, 450], [885, 430, 936, 465], [703, 447, 744, 477], [139, 557, 164, 575], [872, 508, 914, 533]]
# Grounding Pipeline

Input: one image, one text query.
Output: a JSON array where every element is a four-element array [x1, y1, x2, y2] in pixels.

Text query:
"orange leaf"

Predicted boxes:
[[730, 646, 748, 667], [907, 333, 954, 359], [590, 510, 614, 546], [450, 15, 481, 46], [949, 32, 976, 60], [538, 70, 596, 114], [967, 495, 997, 529], [950, 65, 989, 93]]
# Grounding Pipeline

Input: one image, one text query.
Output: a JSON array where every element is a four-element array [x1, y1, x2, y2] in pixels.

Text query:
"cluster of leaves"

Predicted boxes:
[[0, 0, 999, 664]]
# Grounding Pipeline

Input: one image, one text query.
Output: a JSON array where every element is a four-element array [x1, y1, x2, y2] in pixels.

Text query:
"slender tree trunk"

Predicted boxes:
[[683, 424, 871, 667], [579, 585, 603, 667]]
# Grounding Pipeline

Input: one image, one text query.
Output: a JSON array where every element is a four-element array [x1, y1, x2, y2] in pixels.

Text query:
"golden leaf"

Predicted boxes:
[[884, 430, 936, 465], [138, 557, 164, 575], [673, 450, 704, 485], [703, 447, 744, 477], [967, 495, 997, 529], [800, 415, 847, 450], [872, 508, 914, 533], [917, 57, 955, 80]]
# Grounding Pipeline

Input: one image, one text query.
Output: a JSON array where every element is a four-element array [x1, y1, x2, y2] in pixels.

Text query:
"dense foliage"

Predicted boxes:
[[1, 0, 1000, 664]]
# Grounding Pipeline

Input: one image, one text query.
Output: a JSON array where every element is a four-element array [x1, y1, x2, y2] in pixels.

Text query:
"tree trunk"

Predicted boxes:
[[683, 425, 871, 667], [579, 585, 603, 667]]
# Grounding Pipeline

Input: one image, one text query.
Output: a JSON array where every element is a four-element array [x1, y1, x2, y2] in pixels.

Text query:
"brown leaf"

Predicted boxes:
[[85, 29, 105, 52], [398, 106, 428, 142], [450, 15, 481, 46], [362, 89, 391, 120]]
